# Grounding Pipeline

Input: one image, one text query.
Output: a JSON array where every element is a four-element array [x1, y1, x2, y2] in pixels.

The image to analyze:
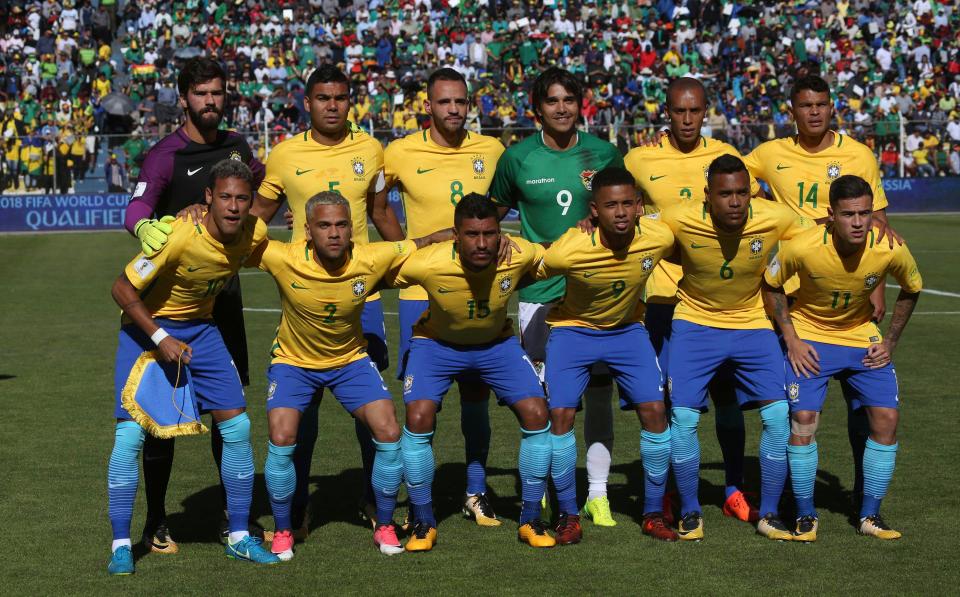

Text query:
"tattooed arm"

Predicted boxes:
[[762, 280, 820, 378], [863, 290, 919, 369]]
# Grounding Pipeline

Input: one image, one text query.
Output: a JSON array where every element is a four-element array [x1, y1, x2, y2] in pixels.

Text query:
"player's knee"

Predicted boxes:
[[671, 406, 701, 431], [790, 411, 819, 444], [549, 408, 576, 435], [405, 402, 436, 434], [517, 398, 549, 430], [270, 428, 297, 447], [867, 407, 899, 441], [638, 401, 668, 433], [369, 420, 401, 444]]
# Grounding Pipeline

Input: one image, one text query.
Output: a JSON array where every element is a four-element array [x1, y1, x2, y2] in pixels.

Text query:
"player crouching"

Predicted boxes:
[[762, 175, 921, 541], [106, 161, 276, 575]]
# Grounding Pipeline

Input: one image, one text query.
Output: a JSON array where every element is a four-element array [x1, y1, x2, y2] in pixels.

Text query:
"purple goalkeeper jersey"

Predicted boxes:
[[124, 127, 266, 233]]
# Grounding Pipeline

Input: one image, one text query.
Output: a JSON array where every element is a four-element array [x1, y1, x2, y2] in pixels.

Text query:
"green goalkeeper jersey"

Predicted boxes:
[[490, 131, 623, 303]]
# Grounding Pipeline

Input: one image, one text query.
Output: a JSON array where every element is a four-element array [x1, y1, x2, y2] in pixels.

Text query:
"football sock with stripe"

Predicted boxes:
[[583, 384, 613, 500], [641, 428, 672, 515], [461, 399, 491, 496], [108, 421, 146, 542], [355, 418, 377, 504], [217, 413, 254, 534], [670, 407, 702, 515], [758, 401, 790, 516], [861, 439, 898, 519], [292, 399, 320, 515], [401, 426, 436, 527], [519, 423, 552, 524], [714, 402, 746, 498], [371, 438, 403, 525], [141, 434, 174, 523], [265, 441, 296, 531], [787, 442, 818, 518], [550, 429, 578, 515]]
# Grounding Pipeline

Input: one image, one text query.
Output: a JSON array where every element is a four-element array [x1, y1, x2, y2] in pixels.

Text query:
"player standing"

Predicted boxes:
[[762, 175, 921, 541], [122, 57, 265, 552], [538, 167, 678, 544], [743, 74, 901, 504], [250, 192, 448, 558], [383, 68, 506, 525], [106, 161, 277, 575], [393, 194, 554, 551], [663, 155, 810, 541], [490, 67, 624, 527], [624, 78, 762, 523], [251, 65, 403, 533]]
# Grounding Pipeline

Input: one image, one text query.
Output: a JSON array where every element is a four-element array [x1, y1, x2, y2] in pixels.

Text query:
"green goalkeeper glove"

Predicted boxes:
[[134, 216, 175, 255]]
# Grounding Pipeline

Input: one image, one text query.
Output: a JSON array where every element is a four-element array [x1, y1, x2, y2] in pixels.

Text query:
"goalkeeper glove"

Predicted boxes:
[[134, 215, 175, 255]]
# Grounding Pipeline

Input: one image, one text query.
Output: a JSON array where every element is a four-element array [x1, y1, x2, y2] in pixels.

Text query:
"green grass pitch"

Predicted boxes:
[[2, 216, 958, 594]]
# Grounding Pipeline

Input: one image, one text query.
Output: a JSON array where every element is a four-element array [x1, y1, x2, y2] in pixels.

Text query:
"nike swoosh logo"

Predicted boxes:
[[649, 175, 666, 181], [291, 281, 308, 289], [689, 242, 710, 249], [295, 168, 315, 176], [417, 168, 436, 174], [437, 288, 454, 294], [583, 272, 597, 278], [238, 471, 254, 480], [187, 167, 203, 176], [108, 481, 127, 489], [187, 266, 204, 272], [776, 163, 791, 171]]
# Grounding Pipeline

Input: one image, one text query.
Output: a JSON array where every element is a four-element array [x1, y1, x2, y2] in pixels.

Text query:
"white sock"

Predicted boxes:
[[112, 538, 132, 552], [228, 530, 250, 544], [583, 384, 614, 500]]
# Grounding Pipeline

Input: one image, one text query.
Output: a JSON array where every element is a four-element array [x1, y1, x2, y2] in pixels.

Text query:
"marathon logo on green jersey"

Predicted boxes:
[[525, 177, 556, 185]]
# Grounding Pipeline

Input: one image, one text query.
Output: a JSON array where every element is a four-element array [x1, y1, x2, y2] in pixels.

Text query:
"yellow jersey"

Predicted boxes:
[[764, 226, 922, 347], [537, 219, 675, 329], [384, 130, 505, 300], [123, 217, 267, 322], [258, 126, 384, 244], [391, 238, 544, 345], [249, 239, 417, 369], [661, 200, 811, 329], [624, 136, 760, 305], [742, 132, 888, 220]]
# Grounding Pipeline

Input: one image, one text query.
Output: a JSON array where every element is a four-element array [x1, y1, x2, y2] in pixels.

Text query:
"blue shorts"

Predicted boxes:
[[266, 358, 390, 414], [786, 341, 899, 412], [397, 299, 429, 379], [402, 336, 544, 406], [114, 319, 244, 419], [667, 320, 785, 410], [545, 324, 663, 410], [361, 299, 388, 372]]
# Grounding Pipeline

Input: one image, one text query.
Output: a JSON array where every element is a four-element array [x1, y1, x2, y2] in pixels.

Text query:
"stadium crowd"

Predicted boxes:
[[3, 0, 960, 193]]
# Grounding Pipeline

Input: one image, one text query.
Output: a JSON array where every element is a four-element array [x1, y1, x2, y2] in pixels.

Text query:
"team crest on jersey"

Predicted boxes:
[[267, 380, 277, 401], [498, 274, 513, 295], [351, 277, 367, 297], [229, 150, 242, 162], [749, 237, 764, 257], [827, 161, 842, 181], [403, 375, 414, 394], [472, 154, 486, 178], [580, 169, 598, 191], [351, 157, 366, 179], [641, 255, 655, 272], [788, 382, 800, 403], [864, 273, 880, 289]]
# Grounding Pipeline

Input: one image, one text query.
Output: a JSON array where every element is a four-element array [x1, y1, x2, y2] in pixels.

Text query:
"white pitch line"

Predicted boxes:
[[889, 284, 960, 299]]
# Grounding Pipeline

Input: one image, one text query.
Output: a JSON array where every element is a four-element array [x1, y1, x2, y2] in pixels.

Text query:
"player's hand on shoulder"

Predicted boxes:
[[576, 215, 596, 234], [284, 208, 294, 230], [862, 342, 891, 369], [157, 336, 192, 365], [785, 336, 820, 378], [177, 204, 205, 225], [873, 219, 903, 249], [869, 285, 887, 323], [134, 215, 175, 256], [498, 233, 521, 265]]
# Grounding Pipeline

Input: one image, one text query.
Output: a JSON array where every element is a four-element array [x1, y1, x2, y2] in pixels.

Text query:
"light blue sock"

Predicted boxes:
[[519, 423, 552, 524], [265, 441, 296, 531], [641, 428, 671, 515], [401, 426, 436, 526], [292, 399, 319, 512], [787, 442, 818, 518], [217, 413, 254, 533], [714, 403, 746, 498], [670, 407, 702, 515], [461, 400, 491, 496], [372, 438, 402, 525], [861, 439, 898, 518], [108, 421, 145, 540], [758, 401, 789, 516], [550, 430, 578, 516]]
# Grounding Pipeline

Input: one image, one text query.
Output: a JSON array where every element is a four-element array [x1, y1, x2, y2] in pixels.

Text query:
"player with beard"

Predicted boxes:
[[122, 57, 265, 553]]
